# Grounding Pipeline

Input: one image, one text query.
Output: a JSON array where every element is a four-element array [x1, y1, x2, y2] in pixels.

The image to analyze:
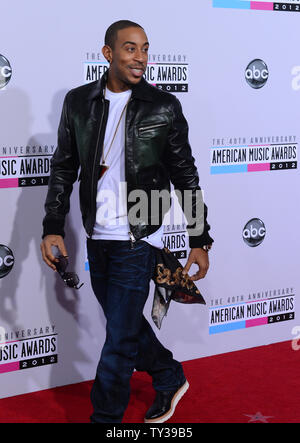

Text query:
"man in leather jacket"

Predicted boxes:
[[41, 20, 213, 423]]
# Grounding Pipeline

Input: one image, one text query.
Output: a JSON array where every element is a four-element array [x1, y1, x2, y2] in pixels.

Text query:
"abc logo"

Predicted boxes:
[[245, 59, 269, 89], [243, 218, 266, 247], [0, 54, 12, 89], [0, 245, 14, 278]]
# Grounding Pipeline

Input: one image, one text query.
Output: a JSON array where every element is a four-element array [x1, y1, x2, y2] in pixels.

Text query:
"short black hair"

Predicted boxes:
[[105, 20, 144, 49]]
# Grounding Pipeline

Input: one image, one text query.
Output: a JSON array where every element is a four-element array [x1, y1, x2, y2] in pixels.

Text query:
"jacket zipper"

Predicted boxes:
[[128, 230, 136, 249], [138, 122, 167, 133], [125, 97, 137, 249], [89, 97, 105, 237]]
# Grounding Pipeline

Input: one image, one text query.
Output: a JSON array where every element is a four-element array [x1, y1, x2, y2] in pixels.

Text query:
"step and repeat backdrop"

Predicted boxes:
[[0, 0, 300, 398]]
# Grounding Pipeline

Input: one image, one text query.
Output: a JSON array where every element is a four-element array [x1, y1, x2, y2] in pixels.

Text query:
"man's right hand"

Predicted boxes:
[[40, 235, 68, 271]]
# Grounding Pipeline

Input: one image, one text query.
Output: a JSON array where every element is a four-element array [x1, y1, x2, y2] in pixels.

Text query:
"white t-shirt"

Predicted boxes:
[[92, 87, 164, 249]]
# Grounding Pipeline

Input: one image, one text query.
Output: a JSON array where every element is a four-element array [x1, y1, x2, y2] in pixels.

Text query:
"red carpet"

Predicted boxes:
[[0, 340, 299, 423]]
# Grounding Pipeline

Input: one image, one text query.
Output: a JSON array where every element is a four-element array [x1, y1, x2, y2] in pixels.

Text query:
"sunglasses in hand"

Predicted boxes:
[[54, 255, 84, 290]]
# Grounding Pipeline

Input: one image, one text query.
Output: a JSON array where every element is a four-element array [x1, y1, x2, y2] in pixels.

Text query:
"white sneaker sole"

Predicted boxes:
[[144, 380, 189, 424]]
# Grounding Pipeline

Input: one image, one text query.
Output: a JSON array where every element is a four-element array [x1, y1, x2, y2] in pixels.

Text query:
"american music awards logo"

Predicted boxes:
[[209, 287, 295, 334], [163, 223, 188, 259], [144, 54, 188, 93], [212, 0, 300, 12], [210, 135, 297, 174], [84, 52, 109, 84], [0, 326, 58, 374], [0, 145, 55, 189], [84, 52, 189, 92]]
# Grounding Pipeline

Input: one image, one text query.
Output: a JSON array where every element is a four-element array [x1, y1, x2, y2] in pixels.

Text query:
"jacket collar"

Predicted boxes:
[[88, 69, 153, 102]]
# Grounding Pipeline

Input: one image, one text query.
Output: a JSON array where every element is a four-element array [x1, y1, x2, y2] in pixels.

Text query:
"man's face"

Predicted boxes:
[[105, 26, 149, 87]]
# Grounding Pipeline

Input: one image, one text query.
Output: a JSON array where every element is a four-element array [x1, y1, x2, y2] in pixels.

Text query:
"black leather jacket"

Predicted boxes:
[[42, 71, 213, 248]]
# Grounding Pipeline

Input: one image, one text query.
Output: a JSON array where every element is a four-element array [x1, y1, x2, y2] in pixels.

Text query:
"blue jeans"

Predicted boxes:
[[87, 238, 185, 423]]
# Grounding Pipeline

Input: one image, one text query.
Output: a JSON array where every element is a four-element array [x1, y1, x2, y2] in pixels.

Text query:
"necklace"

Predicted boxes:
[[99, 89, 130, 179]]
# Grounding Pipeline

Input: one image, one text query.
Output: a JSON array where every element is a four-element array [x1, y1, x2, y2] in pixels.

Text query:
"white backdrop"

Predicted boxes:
[[0, 0, 299, 398]]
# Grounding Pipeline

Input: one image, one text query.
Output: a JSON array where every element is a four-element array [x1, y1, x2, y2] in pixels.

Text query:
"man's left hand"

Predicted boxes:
[[182, 248, 209, 281]]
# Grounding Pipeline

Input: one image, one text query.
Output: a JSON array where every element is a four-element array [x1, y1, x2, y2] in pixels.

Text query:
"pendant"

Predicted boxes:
[[99, 163, 109, 179]]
